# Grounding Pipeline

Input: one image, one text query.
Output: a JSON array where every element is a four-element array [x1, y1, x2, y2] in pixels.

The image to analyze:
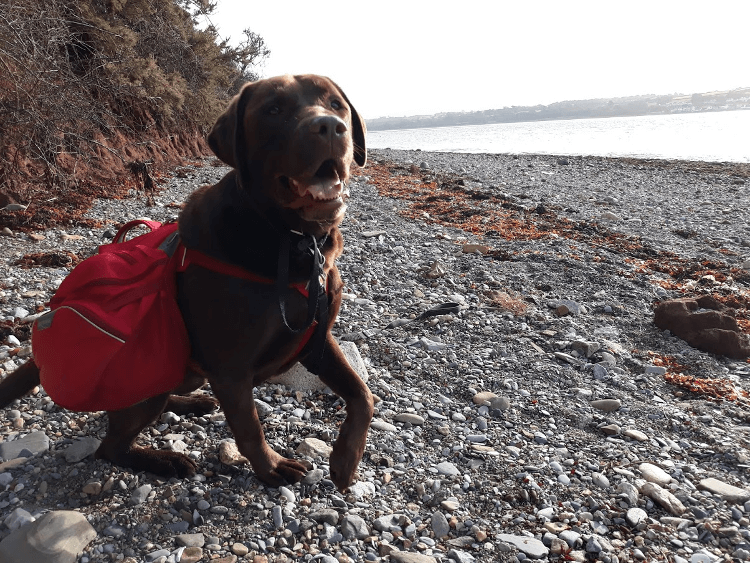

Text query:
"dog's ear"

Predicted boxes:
[[208, 82, 256, 167], [331, 80, 366, 167]]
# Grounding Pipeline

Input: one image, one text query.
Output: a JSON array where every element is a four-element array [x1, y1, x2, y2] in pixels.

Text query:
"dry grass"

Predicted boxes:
[[0, 0, 267, 231]]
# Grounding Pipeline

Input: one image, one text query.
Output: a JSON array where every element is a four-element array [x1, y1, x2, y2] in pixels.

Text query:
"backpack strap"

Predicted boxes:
[[176, 245, 325, 297], [113, 220, 164, 244]]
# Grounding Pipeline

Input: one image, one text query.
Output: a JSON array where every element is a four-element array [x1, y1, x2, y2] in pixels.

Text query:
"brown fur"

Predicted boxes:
[[0, 75, 373, 492]]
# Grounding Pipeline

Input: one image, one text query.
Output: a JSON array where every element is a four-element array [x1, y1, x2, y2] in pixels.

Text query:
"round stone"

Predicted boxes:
[[232, 543, 249, 556], [489, 396, 511, 410], [590, 399, 621, 412], [639, 463, 672, 487], [394, 413, 425, 425], [592, 472, 610, 488], [626, 507, 648, 527], [472, 391, 498, 405]]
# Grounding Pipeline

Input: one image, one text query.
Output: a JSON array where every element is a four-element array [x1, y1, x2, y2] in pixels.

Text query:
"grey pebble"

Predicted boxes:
[[436, 461, 460, 476], [175, 533, 205, 547], [130, 484, 152, 505], [272, 505, 283, 527], [341, 514, 369, 539], [64, 437, 101, 463], [431, 510, 450, 538]]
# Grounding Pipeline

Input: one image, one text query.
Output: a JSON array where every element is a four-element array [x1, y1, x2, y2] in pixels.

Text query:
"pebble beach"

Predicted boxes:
[[0, 148, 750, 563]]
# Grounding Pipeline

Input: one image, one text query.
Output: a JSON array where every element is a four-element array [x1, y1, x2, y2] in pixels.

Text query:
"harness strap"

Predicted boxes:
[[107, 221, 327, 363], [179, 247, 266, 283], [175, 245, 315, 296], [175, 239, 328, 361], [276, 234, 318, 333]]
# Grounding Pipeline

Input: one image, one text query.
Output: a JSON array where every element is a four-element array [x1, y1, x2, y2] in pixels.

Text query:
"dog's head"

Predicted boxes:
[[208, 74, 366, 237]]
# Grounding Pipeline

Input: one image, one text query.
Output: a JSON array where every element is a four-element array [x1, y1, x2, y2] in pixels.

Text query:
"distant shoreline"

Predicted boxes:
[[367, 106, 750, 133], [366, 87, 750, 132], [367, 111, 750, 164]]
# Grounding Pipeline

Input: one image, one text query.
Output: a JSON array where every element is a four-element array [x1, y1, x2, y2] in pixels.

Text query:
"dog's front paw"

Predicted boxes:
[[329, 444, 360, 492], [254, 451, 307, 487]]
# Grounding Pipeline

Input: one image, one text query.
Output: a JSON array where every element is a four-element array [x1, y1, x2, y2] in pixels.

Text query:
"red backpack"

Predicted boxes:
[[32, 221, 190, 412], [31, 220, 322, 412]]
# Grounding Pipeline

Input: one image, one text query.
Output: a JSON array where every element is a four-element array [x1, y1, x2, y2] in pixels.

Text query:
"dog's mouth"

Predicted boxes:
[[280, 159, 350, 217]]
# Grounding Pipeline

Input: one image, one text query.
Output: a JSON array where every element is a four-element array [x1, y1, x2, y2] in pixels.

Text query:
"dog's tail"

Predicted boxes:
[[0, 359, 40, 408]]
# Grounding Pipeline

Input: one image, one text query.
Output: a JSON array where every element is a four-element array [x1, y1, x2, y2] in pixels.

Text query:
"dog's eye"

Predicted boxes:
[[331, 100, 343, 110], [267, 105, 281, 115]]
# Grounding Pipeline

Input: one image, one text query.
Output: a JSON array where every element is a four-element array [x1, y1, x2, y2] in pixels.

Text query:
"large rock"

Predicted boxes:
[[639, 482, 686, 515], [699, 478, 750, 503], [64, 437, 101, 463], [497, 533, 550, 559], [296, 437, 332, 459], [268, 341, 368, 390], [639, 463, 672, 487], [218, 441, 248, 466], [340, 514, 369, 540], [590, 399, 621, 413], [390, 553, 438, 563], [0, 510, 96, 563], [431, 511, 450, 539], [653, 295, 750, 358], [0, 431, 49, 461]]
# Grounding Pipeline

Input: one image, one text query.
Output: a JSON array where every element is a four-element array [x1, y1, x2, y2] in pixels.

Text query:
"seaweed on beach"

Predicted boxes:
[[367, 156, 750, 337]]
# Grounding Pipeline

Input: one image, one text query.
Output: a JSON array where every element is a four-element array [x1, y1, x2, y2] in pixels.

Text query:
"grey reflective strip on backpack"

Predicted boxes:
[[35, 310, 56, 330], [158, 232, 181, 256]]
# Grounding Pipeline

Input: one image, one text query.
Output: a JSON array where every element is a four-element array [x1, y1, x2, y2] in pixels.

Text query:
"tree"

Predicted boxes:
[[231, 28, 270, 85]]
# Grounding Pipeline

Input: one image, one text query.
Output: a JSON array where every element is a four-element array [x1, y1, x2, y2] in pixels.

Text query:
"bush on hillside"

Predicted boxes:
[[0, 0, 268, 228]]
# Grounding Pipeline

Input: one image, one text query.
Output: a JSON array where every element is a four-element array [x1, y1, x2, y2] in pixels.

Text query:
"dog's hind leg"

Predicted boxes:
[[165, 394, 218, 417], [96, 393, 198, 477], [164, 367, 218, 417], [0, 360, 40, 408]]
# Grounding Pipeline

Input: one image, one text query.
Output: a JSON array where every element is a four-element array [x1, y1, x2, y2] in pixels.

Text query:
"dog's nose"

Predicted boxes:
[[311, 115, 348, 139]]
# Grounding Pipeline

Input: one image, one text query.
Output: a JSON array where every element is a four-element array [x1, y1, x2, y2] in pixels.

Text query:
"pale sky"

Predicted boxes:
[[207, 0, 749, 120]]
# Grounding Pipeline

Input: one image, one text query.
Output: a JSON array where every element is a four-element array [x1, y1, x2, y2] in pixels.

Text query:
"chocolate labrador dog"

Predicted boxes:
[[0, 74, 373, 492]]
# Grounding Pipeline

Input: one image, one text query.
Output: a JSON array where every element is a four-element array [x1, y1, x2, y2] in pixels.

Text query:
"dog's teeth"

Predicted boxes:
[[287, 176, 346, 201]]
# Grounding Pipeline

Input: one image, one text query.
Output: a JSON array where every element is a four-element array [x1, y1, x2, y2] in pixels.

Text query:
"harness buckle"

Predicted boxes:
[[305, 272, 328, 294]]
